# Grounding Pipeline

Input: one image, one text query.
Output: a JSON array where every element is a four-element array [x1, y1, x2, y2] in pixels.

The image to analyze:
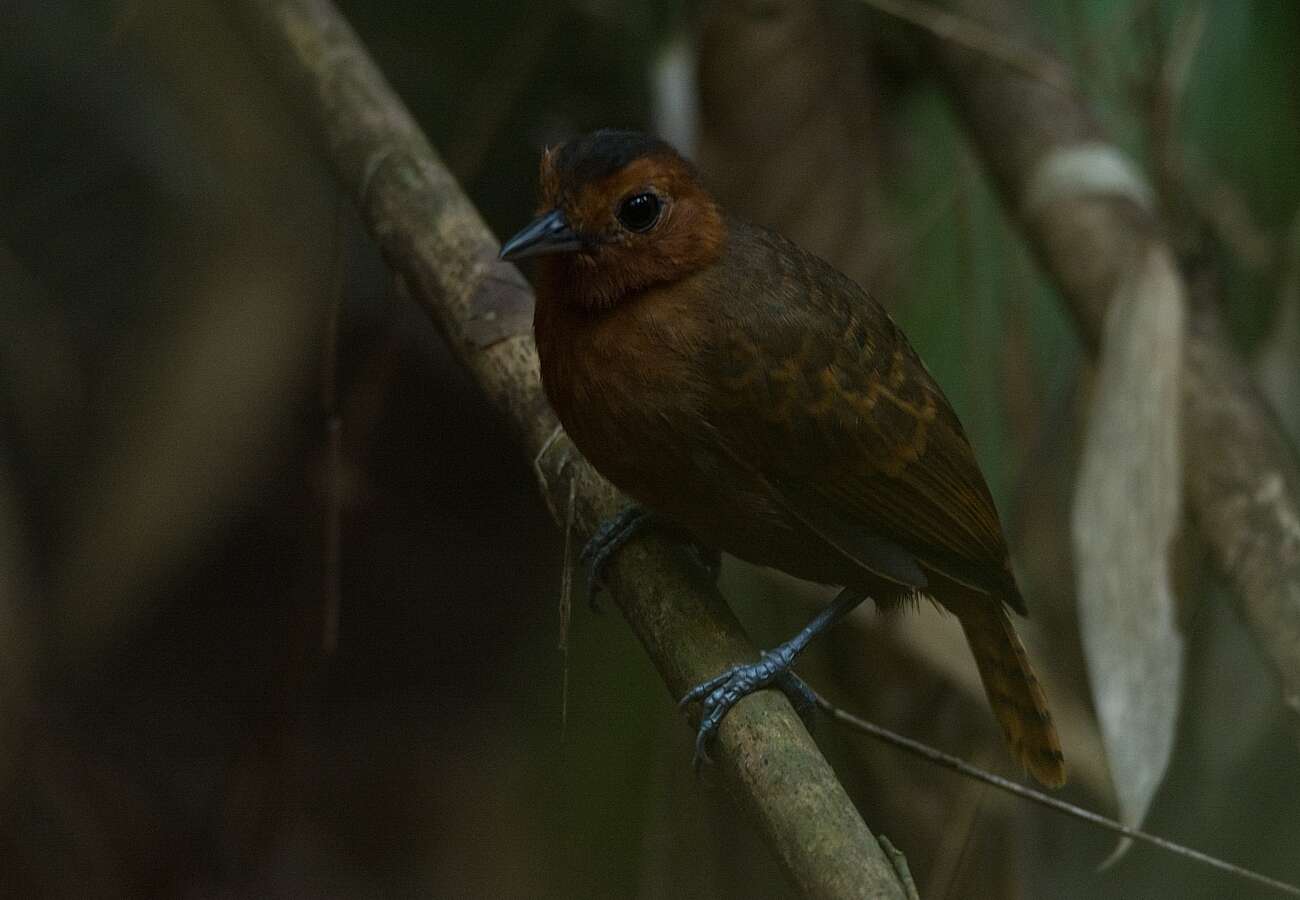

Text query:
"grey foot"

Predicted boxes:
[[679, 649, 816, 769], [580, 506, 719, 609], [579, 506, 654, 610]]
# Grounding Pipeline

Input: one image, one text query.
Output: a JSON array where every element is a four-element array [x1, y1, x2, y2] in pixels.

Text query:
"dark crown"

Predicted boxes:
[[551, 129, 688, 193]]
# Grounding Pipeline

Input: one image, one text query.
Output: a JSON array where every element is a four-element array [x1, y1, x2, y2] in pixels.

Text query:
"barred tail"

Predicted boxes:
[[958, 603, 1066, 788]]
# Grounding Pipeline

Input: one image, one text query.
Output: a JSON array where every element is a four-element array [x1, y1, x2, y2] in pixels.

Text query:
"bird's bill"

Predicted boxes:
[[499, 209, 582, 261]]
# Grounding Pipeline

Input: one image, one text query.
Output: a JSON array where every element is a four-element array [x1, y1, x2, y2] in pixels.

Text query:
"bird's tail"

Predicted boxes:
[[958, 602, 1066, 788]]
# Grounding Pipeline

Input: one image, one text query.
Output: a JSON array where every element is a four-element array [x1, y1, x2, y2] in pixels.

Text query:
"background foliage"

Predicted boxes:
[[1, 0, 1298, 896]]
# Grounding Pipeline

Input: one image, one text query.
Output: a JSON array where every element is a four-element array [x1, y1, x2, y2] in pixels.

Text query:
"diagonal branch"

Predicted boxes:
[[923, 0, 1300, 748], [229, 0, 910, 896]]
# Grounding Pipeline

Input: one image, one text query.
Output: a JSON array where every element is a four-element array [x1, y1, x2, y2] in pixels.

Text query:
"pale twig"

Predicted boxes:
[[814, 693, 1300, 898]]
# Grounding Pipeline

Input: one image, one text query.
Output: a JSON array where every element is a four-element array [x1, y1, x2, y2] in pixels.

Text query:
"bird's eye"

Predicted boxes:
[[616, 192, 662, 233]]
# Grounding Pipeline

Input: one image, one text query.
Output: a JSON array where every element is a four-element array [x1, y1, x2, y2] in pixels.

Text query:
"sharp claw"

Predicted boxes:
[[693, 706, 723, 770], [692, 732, 713, 771]]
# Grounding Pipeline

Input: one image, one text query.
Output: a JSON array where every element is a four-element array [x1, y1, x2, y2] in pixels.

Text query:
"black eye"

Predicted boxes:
[[617, 192, 661, 232]]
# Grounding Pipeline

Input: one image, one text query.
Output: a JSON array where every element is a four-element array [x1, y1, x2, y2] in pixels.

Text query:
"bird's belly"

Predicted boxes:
[[540, 304, 871, 593], [562, 404, 732, 524], [563, 406, 865, 591]]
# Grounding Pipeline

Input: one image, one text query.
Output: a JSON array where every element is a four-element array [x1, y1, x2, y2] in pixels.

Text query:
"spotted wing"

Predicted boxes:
[[709, 224, 1020, 608]]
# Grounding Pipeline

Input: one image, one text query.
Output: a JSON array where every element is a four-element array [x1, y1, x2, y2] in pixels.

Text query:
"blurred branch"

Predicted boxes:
[[695, 0, 891, 290], [1184, 157, 1278, 272], [924, 0, 1300, 749], [1143, 1, 1205, 229], [1143, 3, 1276, 271], [231, 0, 911, 896], [442, 0, 560, 184], [1255, 213, 1300, 439], [857, 0, 1070, 91]]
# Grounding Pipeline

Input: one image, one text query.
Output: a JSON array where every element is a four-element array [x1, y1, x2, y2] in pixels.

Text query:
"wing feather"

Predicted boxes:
[[708, 222, 1019, 605]]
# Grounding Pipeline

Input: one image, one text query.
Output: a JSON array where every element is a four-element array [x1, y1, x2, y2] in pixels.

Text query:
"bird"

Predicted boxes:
[[500, 129, 1066, 788]]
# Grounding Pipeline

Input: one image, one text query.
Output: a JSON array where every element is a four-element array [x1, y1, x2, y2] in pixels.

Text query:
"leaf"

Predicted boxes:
[[1071, 244, 1186, 856]]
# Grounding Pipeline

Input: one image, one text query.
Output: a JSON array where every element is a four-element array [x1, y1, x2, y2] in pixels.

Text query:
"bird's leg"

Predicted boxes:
[[579, 506, 652, 607], [579, 506, 720, 609], [679, 587, 867, 768], [683, 667, 818, 724]]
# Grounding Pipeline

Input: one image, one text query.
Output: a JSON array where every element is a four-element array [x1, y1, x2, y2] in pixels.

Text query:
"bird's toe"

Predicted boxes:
[[682, 655, 812, 768]]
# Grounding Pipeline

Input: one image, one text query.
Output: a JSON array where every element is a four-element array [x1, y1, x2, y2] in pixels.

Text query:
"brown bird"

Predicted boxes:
[[501, 129, 1066, 788]]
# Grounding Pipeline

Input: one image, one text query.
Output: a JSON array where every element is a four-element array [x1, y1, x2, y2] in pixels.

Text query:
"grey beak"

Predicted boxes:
[[499, 209, 582, 261]]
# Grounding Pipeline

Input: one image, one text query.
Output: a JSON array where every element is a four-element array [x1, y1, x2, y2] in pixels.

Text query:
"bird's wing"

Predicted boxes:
[[708, 225, 1019, 606]]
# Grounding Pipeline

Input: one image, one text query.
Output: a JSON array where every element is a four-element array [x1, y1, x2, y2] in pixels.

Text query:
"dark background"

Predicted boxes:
[[2, 0, 1298, 896]]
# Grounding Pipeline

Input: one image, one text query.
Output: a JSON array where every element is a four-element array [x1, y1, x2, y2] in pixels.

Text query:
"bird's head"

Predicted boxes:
[[500, 130, 727, 310]]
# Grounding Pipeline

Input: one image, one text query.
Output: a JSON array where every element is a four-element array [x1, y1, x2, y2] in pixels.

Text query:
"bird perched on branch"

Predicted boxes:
[[501, 129, 1066, 788]]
